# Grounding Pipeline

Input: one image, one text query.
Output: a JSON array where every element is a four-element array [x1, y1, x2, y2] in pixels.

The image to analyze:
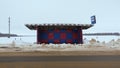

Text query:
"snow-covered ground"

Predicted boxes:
[[0, 38, 120, 52]]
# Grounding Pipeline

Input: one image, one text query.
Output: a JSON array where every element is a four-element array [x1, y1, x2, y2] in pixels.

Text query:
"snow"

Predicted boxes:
[[0, 38, 120, 52]]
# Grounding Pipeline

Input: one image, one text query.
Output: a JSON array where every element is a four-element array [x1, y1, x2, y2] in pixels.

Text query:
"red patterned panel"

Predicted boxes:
[[72, 33, 78, 39], [54, 39, 60, 44], [60, 33, 66, 39], [48, 32, 54, 39], [41, 40, 47, 43], [66, 40, 72, 43]]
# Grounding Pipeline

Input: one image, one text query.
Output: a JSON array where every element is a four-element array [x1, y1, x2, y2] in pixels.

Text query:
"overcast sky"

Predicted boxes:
[[0, 0, 120, 43]]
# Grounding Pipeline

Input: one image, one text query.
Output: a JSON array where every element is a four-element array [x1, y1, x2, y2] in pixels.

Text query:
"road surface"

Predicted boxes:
[[0, 56, 120, 62], [0, 56, 120, 68]]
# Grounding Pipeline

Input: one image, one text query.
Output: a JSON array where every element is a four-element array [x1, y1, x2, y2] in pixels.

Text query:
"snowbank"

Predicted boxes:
[[0, 38, 120, 52]]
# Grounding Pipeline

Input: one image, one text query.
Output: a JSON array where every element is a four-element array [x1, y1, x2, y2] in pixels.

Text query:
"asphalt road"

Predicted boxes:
[[0, 55, 120, 62]]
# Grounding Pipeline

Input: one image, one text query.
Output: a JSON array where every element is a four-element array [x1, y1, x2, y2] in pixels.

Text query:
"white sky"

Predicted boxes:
[[0, 0, 120, 43]]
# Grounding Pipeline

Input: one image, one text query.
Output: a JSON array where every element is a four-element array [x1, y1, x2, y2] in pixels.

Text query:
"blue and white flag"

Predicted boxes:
[[91, 15, 96, 24]]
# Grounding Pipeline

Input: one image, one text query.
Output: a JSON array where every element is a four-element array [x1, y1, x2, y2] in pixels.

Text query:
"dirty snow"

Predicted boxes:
[[0, 38, 120, 52]]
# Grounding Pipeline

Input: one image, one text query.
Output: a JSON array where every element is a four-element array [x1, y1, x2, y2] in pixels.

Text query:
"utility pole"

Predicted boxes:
[[8, 17, 10, 38]]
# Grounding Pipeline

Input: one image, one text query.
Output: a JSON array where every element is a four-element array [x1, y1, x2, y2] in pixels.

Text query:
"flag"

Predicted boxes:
[[91, 15, 96, 24]]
